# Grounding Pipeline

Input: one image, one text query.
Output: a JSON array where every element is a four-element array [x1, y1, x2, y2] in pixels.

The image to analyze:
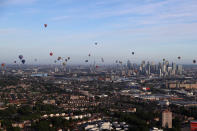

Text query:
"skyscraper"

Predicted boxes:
[[162, 110, 172, 128]]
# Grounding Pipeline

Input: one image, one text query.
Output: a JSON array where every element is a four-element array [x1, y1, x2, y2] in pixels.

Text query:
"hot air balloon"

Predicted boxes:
[[163, 58, 165, 62], [88, 54, 91, 57], [178, 56, 181, 60], [132, 52, 135, 55], [50, 52, 53, 56], [95, 42, 98, 45], [14, 61, 17, 64], [19, 55, 23, 60], [62, 62, 66, 66], [57, 57, 61, 61], [115, 60, 118, 63], [65, 59, 68, 62], [96, 65, 99, 68], [1, 63, 5, 67], [44, 24, 47, 28], [85, 60, 88, 63], [193, 60, 196, 64], [68, 57, 70, 60], [21, 60, 25, 64]]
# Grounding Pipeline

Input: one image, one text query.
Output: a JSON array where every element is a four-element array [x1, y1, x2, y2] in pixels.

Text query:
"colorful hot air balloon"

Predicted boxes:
[[21, 59, 25, 64], [19, 55, 23, 60], [57, 57, 61, 61], [1, 63, 5, 67], [44, 24, 47, 28], [178, 56, 181, 60], [193, 60, 196, 64], [65, 59, 68, 62], [62, 62, 66, 66], [95, 42, 98, 45], [50, 52, 53, 56], [132, 52, 135, 55], [85, 60, 88, 63]]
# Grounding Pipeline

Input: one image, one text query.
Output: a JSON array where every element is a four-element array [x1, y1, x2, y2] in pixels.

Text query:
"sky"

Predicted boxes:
[[0, 0, 197, 64]]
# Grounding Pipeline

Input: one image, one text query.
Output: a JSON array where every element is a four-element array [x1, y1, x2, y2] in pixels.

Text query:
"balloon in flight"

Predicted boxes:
[[62, 62, 66, 66], [1, 63, 5, 67], [50, 52, 53, 56], [44, 24, 47, 28], [57, 57, 61, 61], [21, 60, 26, 64], [19, 55, 23, 60]]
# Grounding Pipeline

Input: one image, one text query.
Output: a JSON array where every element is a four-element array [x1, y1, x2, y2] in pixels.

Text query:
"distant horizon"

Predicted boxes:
[[0, 0, 197, 64]]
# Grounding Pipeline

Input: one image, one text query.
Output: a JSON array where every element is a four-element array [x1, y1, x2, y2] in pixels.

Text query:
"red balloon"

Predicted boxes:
[[96, 65, 99, 68], [1, 63, 5, 67], [50, 52, 53, 56], [44, 24, 47, 28]]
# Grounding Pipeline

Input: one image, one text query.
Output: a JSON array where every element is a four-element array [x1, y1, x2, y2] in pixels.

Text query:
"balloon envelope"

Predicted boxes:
[[44, 24, 47, 28], [62, 62, 66, 66], [57, 57, 61, 61], [19, 55, 23, 60], [1, 63, 5, 67], [50, 52, 53, 56], [21, 60, 25, 64]]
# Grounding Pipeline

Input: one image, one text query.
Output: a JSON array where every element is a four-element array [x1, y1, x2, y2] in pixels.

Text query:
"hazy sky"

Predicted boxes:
[[0, 0, 197, 64]]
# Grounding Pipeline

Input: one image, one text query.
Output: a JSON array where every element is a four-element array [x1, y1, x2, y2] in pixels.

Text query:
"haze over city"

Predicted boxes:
[[0, 0, 197, 64]]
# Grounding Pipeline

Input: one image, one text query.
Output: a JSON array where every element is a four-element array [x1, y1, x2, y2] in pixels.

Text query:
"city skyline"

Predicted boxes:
[[0, 0, 197, 64]]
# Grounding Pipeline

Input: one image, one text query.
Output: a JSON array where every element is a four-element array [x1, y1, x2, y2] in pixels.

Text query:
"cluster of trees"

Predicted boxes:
[[0, 76, 20, 87]]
